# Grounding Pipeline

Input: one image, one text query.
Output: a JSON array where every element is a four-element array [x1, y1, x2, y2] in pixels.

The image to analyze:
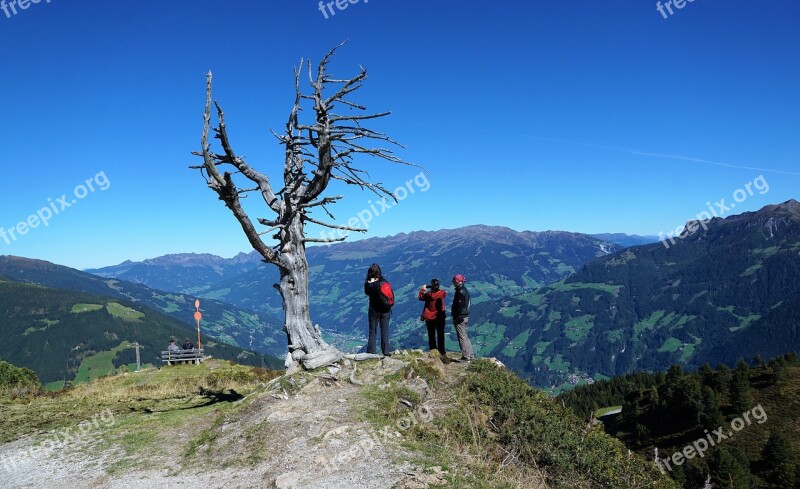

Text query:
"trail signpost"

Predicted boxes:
[[194, 299, 202, 350]]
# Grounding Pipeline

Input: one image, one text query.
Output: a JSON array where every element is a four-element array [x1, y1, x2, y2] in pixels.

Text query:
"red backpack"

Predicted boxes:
[[379, 281, 395, 309]]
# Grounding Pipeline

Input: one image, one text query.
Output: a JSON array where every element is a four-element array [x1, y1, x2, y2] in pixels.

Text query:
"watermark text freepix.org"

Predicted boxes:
[[1, 0, 51, 20], [1, 408, 115, 474], [318, 171, 430, 243], [656, 404, 767, 473], [316, 403, 433, 474], [1, 170, 111, 245], [656, 0, 695, 20], [318, 0, 367, 20], [659, 175, 768, 249]]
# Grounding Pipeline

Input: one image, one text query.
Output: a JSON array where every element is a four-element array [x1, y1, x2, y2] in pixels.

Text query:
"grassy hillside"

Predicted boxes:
[[0, 256, 287, 357], [0, 354, 674, 488], [0, 279, 279, 384]]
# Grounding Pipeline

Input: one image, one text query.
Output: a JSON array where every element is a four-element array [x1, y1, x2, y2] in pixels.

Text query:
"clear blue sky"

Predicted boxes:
[[1, 0, 797, 269]]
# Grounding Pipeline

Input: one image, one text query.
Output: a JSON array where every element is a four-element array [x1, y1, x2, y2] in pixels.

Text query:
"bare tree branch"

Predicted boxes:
[[299, 195, 343, 209], [196, 71, 284, 268], [304, 215, 367, 233], [303, 236, 348, 244], [212, 101, 282, 214]]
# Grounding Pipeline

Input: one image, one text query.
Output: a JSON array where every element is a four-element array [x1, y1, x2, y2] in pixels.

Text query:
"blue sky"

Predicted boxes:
[[0, 0, 797, 269]]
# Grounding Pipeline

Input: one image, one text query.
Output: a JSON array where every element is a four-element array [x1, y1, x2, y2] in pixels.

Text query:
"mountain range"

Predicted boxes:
[[88, 226, 621, 352]]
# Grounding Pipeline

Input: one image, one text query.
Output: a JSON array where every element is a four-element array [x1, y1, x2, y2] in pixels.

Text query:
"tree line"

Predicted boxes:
[[559, 353, 799, 488]]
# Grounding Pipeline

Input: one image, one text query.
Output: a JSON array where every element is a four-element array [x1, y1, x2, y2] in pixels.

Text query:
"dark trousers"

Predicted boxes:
[[368, 308, 391, 355], [425, 316, 446, 355]]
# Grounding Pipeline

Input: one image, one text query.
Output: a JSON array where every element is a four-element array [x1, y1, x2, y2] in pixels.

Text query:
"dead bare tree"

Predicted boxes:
[[192, 44, 411, 370]]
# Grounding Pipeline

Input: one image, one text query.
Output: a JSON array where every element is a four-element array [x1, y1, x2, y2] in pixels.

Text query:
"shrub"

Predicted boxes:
[[0, 360, 41, 397], [434, 360, 676, 488]]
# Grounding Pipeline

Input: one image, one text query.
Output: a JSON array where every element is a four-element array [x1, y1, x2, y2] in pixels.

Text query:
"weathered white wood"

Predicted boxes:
[[301, 347, 343, 370], [349, 363, 364, 386], [344, 353, 384, 361]]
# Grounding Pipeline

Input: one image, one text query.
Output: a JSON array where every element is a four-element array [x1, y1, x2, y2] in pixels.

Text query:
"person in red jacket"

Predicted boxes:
[[418, 278, 447, 356]]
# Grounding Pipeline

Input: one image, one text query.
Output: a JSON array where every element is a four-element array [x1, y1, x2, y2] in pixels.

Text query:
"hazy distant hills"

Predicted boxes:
[[88, 225, 621, 351], [468, 200, 800, 390], [0, 278, 277, 385], [0, 256, 286, 356], [85, 252, 259, 296], [590, 233, 658, 248]]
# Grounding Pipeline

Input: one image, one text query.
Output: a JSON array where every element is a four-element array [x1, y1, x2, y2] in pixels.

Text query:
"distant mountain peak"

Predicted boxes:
[[0, 255, 58, 269], [756, 199, 800, 218], [666, 199, 800, 245]]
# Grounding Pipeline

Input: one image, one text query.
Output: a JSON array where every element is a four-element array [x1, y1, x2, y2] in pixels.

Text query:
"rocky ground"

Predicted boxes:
[[0, 352, 467, 489]]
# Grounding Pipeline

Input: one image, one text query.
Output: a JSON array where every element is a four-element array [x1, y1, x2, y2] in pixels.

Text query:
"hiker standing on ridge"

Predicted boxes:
[[451, 274, 474, 361], [419, 278, 447, 356], [364, 263, 394, 356]]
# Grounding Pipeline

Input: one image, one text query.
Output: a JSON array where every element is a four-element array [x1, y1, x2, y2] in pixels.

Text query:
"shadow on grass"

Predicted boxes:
[[137, 388, 244, 414]]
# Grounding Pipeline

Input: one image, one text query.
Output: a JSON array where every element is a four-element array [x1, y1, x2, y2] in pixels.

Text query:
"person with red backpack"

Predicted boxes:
[[418, 278, 447, 356], [364, 263, 394, 356]]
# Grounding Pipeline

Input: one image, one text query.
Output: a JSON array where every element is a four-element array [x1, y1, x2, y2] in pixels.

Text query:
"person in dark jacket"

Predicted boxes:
[[182, 339, 194, 350], [364, 263, 392, 356], [418, 278, 447, 356], [451, 274, 474, 361]]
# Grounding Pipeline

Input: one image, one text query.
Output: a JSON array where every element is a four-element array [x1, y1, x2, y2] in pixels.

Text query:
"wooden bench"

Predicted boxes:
[[161, 349, 205, 365]]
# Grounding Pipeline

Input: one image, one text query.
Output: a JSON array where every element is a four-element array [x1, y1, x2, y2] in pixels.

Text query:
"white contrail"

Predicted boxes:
[[627, 150, 800, 176], [481, 130, 799, 176]]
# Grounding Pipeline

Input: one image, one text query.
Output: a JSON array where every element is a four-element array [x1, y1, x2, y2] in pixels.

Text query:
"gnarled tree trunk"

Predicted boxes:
[[279, 213, 339, 369]]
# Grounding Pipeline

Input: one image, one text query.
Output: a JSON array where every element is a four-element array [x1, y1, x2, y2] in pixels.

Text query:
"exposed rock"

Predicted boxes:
[[274, 471, 300, 488], [322, 425, 351, 440], [378, 357, 406, 375], [416, 355, 446, 377], [397, 466, 449, 488], [404, 377, 430, 400], [486, 357, 506, 369]]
